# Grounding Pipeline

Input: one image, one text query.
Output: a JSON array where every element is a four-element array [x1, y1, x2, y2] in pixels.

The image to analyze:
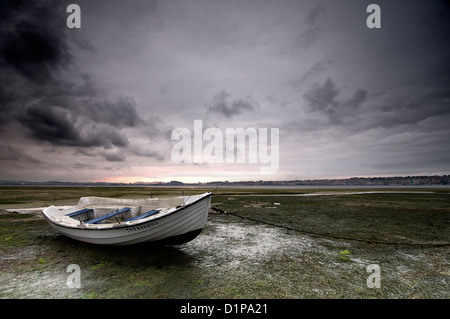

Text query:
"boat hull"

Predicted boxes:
[[43, 193, 212, 245]]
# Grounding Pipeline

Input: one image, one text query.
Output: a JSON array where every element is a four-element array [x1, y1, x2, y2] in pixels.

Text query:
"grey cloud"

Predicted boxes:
[[343, 89, 368, 109], [160, 84, 169, 94], [301, 73, 450, 139], [265, 94, 292, 109], [0, 143, 44, 165], [206, 90, 258, 118], [81, 95, 144, 128], [290, 60, 331, 90], [295, 27, 320, 48], [129, 146, 165, 161], [295, 4, 325, 48], [83, 125, 129, 149], [303, 77, 339, 111], [102, 151, 126, 162], [365, 90, 450, 131], [73, 162, 97, 170], [303, 77, 368, 124], [306, 4, 326, 25]]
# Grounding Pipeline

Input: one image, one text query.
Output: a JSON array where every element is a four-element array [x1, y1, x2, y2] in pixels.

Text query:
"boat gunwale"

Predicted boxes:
[[42, 192, 212, 231]]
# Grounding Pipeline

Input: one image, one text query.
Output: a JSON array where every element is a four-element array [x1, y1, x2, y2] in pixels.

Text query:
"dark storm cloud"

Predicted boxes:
[[0, 0, 70, 83], [343, 89, 368, 109], [3, 71, 142, 148], [15, 102, 131, 148], [367, 88, 450, 131], [302, 73, 450, 134], [302, 77, 368, 124], [0, 0, 163, 160], [206, 89, 258, 118], [0, 0, 71, 127], [85, 96, 144, 128], [18, 105, 80, 145]]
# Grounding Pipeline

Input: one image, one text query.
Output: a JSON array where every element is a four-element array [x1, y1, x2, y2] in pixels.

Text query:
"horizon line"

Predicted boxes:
[[1, 174, 449, 185]]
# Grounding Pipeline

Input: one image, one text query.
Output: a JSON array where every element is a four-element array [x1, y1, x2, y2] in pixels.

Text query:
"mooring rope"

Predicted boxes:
[[210, 205, 450, 248]]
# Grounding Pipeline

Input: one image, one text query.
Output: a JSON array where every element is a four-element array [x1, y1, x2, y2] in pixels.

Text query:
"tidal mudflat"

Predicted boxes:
[[0, 186, 449, 298]]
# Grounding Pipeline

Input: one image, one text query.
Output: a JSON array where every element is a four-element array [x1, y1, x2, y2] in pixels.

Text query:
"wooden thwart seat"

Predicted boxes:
[[125, 209, 161, 222], [84, 207, 131, 224], [65, 208, 93, 217]]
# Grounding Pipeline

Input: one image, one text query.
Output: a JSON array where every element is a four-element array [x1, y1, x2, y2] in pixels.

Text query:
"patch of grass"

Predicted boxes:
[[338, 250, 351, 262], [81, 291, 98, 299], [0, 213, 34, 220], [0, 222, 36, 249], [91, 262, 109, 271]]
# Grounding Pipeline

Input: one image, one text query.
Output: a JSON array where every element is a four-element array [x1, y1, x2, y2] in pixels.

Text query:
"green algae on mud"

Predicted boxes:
[[0, 186, 449, 299]]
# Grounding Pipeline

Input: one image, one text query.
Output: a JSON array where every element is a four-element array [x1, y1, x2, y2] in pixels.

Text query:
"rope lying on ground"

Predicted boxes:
[[210, 205, 450, 248]]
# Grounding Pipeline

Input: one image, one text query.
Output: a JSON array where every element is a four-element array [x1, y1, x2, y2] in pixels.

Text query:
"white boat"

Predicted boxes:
[[42, 192, 212, 245]]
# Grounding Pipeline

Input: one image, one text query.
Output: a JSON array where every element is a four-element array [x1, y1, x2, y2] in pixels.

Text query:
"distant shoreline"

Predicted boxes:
[[1, 184, 450, 189], [1, 175, 449, 187]]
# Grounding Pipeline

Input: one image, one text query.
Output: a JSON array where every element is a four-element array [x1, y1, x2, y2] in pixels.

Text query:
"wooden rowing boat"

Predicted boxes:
[[42, 192, 212, 245]]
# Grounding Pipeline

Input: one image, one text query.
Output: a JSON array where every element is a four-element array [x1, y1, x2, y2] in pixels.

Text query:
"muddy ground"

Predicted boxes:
[[0, 186, 449, 299]]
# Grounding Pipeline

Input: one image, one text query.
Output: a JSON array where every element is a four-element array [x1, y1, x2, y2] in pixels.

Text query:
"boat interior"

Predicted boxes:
[[43, 193, 209, 227]]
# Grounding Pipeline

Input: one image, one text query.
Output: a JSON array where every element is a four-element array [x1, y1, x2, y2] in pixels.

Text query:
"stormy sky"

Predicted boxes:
[[0, 0, 449, 183]]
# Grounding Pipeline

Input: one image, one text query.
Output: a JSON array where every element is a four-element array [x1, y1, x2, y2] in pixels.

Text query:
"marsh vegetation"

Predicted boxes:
[[1, 186, 449, 298]]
